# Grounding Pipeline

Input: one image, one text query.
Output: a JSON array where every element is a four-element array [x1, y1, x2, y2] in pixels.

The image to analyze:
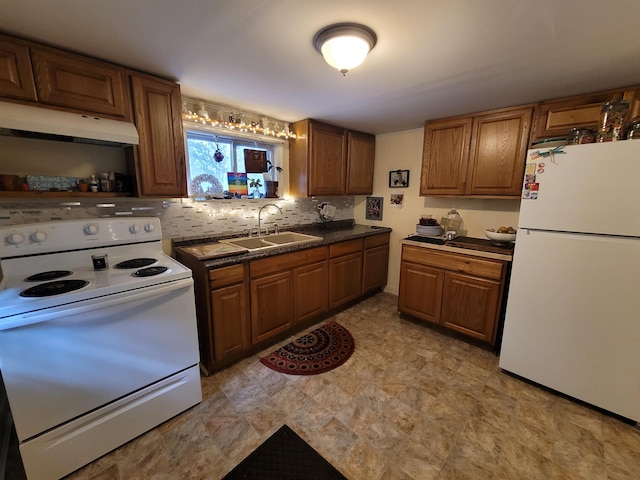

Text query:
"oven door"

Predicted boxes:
[[0, 278, 199, 441]]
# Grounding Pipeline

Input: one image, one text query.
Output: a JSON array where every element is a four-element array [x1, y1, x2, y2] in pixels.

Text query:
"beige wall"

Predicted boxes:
[[354, 128, 521, 296]]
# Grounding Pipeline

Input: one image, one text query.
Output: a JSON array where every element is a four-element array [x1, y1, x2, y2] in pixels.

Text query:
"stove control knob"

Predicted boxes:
[[144, 223, 156, 233], [84, 224, 99, 236], [30, 231, 47, 243], [6, 232, 25, 245], [129, 224, 141, 234]]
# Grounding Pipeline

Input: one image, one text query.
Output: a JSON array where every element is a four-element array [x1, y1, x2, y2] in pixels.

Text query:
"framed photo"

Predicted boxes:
[[390, 193, 404, 208], [389, 169, 409, 188], [365, 196, 383, 221]]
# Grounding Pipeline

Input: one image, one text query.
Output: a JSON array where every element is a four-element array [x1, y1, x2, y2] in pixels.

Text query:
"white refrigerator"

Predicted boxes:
[[499, 140, 640, 423]]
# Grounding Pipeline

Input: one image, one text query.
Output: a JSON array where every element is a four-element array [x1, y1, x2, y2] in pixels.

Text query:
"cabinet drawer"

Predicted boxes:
[[364, 232, 390, 249], [402, 245, 504, 280], [330, 238, 363, 257], [250, 246, 327, 278], [209, 264, 246, 289]]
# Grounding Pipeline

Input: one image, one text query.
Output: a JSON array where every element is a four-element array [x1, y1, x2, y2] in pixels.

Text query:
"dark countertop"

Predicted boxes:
[[402, 235, 514, 261], [173, 221, 393, 269]]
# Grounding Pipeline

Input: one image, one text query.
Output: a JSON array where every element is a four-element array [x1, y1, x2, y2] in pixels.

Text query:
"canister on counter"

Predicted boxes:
[[596, 101, 629, 142], [567, 127, 596, 145]]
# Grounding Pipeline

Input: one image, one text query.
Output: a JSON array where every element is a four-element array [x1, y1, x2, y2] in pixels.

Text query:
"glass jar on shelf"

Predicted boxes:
[[596, 101, 629, 142], [567, 127, 596, 145], [625, 120, 640, 140]]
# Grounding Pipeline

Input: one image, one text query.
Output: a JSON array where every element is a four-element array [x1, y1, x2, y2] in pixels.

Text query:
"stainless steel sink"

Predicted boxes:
[[219, 231, 322, 251]]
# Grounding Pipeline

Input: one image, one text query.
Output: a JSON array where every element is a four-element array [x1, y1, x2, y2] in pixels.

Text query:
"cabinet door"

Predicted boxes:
[[0, 38, 37, 101], [250, 271, 294, 344], [211, 283, 250, 362], [293, 260, 328, 323], [398, 261, 444, 323], [420, 117, 472, 195], [532, 91, 625, 141], [345, 130, 375, 195], [362, 244, 389, 293], [130, 74, 187, 197], [329, 252, 362, 309], [466, 107, 533, 196], [308, 121, 347, 195], [440, 272, 500, 343], [31, 47, 129, 118]]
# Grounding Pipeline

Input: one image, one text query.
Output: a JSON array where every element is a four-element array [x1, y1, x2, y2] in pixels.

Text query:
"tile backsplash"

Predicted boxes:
[[0, 197, 354, 240]]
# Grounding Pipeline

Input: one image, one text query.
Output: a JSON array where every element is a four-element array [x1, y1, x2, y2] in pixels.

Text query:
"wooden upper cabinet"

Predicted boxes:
[[0, 36, 37, 101], [289, 119, 375, 196], [467, 107, 533, 196], [346, 130, 375, 195], [532, 86, 640, 142], [420, 117, 472, 195], [30, 47, 129, 118], [308, 121, 346, 195], [421, 106, 532, 198], [130, 73, 187, 197]]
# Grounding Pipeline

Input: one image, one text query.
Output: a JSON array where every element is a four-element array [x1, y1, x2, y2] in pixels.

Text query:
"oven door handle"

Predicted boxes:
[[0, 278, 194, 331]]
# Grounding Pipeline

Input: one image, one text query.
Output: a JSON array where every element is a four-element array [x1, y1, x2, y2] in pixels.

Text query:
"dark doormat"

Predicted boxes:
[[222, 424, 347, 480], [260, 321, 354, 375]]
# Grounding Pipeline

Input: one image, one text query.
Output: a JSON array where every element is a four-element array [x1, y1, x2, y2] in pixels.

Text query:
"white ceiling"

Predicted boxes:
[[2, 0, 640, 135]]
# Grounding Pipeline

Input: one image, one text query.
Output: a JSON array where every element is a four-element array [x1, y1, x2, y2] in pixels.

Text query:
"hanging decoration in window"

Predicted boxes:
[[182, 97, 297, 139], [213, 137, 225, 162]]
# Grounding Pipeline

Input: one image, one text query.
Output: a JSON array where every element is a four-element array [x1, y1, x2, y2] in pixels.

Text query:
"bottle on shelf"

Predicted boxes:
[[89, 175, 99, 193]]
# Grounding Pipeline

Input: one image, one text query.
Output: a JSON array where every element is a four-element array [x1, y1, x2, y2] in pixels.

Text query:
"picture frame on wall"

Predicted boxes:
[[389, 169, 409, 188], [365, 196, 383, 221]]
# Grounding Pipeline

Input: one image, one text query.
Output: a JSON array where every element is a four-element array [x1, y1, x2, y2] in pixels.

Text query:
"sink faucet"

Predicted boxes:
[[258, 203, 282, 235]]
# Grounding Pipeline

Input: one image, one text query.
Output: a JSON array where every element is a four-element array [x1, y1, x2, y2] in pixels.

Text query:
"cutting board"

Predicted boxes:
[[177, 242, 248, 260]]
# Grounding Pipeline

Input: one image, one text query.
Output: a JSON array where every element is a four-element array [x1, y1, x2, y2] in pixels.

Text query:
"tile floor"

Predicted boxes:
[[57, 292, 640, 479]]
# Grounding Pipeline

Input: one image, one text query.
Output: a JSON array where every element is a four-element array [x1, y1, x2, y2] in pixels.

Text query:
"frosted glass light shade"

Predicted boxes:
[[314, 23, 377, 75]]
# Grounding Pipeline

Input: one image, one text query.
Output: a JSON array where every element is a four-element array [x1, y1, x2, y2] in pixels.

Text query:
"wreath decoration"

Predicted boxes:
[[190, 174, 223, 194]]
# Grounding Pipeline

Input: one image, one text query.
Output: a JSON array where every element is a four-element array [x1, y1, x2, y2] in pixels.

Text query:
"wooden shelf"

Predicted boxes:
[[0, 191, 133, 198]]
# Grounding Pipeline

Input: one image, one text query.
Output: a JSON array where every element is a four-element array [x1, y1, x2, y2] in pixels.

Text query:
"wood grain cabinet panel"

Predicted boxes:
[[31, 47, 129, 118], [440, 272, 500, 342], [346, 130, 375, 195], [421, 106, 533, 198], [398, 245, 508, 346], [130, 73, 187, 197], [0, 37, 37, 101], [289, 119, 375, 196], [329, 252, 363, 309], [250, 271, 294, 344], [211, 283, 250, 362], [420, 117, 472, 195], [362, 244, 389, 293], [293, 261, 328, 323], [398, 261, 444, 323], [467, 108, 533, 196]]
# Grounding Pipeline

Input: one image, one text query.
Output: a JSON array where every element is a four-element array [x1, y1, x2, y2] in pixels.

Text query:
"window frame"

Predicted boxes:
[[183, 122, 285, 200]]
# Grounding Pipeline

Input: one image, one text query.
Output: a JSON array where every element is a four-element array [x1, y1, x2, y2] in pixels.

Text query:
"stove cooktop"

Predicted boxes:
[[405, 235, 514, 255]]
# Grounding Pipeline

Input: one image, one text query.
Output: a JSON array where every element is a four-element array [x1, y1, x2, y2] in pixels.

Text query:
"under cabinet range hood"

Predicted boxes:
[[0, 101, 139, 146]]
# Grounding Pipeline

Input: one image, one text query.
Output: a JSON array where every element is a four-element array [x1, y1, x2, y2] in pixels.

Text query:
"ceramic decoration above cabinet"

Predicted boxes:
[[289, 119, 375, 196], [0, 32, 187, 198], [420, 105, 534, 198]]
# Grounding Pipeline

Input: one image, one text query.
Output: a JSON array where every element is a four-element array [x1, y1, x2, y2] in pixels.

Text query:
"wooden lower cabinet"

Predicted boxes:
[[294, 261, 328, 323], [250, 271, 294, 344], [398, 262, 444, 323], [362, 233, 390, 293], [398, 245, 508, 346], [440, 272, 500, 342], [329, 239, 364, 309], [211, 283, 250, 362], [177, 232, 390, 373]]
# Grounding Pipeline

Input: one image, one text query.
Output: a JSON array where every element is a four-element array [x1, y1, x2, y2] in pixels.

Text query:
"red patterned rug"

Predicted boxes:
[[260, 321, 355, 375]]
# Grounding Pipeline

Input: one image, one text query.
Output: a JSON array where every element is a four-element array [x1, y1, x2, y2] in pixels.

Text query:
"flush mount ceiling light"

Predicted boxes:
[[313, 23, 377, 75]]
